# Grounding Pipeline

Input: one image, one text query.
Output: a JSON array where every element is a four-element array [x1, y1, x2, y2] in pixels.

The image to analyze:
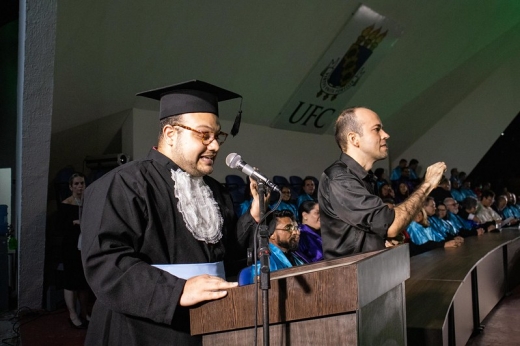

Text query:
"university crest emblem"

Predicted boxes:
[[317, 24, 388, 101]]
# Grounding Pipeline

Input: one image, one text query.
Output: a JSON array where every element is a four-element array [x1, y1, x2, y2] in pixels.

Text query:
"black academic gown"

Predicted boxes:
[[81, 149, 253, 346]]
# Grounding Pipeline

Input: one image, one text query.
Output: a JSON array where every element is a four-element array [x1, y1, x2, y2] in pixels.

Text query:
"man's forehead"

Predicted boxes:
[[277, 217, 294, 225], [357, 108, 382, 127]]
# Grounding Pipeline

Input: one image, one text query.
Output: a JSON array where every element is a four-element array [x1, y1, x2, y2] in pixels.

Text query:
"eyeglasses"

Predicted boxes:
[[275, 224, 300, 233], [172, 123, 228, 145]]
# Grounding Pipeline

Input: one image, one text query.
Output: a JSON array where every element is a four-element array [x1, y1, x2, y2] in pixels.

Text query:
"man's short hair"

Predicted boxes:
[[462, 196, 478, 210], [334, 107, 363, 150], [409, 159, 419, 166], [268, 210, 296, 236], [424, 196, 435, 207], [158, 114, 183, 142], [443, 197, 455, 205], [480, 189, 495, 200], [69, 172, 86, 185], [439, 177, 449, 186]]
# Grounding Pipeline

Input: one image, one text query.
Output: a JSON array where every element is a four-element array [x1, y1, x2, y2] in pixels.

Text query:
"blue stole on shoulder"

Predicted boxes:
[[407, 221, 444, 245]]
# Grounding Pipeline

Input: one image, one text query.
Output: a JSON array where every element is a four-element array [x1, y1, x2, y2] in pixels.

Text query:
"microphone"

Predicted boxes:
[[226, 153, 280, 192]]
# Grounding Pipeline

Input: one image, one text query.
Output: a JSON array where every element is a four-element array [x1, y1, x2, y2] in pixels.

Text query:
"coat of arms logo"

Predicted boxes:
[[318, 24, 388, 101]]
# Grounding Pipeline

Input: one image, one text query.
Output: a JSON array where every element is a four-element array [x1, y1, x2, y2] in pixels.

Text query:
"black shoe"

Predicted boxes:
[[69, 318, 87, 329]]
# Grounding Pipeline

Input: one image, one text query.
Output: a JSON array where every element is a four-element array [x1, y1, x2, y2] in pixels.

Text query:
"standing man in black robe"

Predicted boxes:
[[81, 80, 258, 345], [318, 107, 447, 257]]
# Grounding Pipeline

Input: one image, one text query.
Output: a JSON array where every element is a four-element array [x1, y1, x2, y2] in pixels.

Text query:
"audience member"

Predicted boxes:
[[476, 190, 501, 230], [374, 167, 390, 190], [460, 178, 477, 199], [473, 181, 491, 198], [450, 179, 465, 202], [450, 167, 460, 186], [444, 197, 485, 236], [60, 172, 91, 329], [458, 171, 467, 185], [295, 200, 323, 263], [429, 177, 452, 206], [378, 182, 395, 200], [272, 185, 298, 217], [393, 166, 416, 192], [394, 182, 410, 203], [506, 192, 520, 218], [436, 202, 448, 219], [408, 158, 420, 181], [244, 210, 306, 285], [406, 208, 461, 256], [297, 176, 316, 209], [459, 196, 496, 232], [424, 197, 460, 240], [495, 195, 520, 225], [511, 193, 520, 215], [390, 158, 407, 181], [237, 195, 253, 217]]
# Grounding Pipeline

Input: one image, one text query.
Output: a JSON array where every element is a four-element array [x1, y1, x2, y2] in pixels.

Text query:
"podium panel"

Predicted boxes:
[[190, 245, 410, 345]]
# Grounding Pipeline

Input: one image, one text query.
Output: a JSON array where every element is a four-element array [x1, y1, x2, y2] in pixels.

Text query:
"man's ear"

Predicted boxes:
[[162, 125, 176, 145], [347, 132, 359, 147]]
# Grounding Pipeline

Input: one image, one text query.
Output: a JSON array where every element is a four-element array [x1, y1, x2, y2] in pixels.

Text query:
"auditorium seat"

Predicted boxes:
[[289, 175, 303, 199], [225, 175, 247, 214], [273, 175, 290, 187]]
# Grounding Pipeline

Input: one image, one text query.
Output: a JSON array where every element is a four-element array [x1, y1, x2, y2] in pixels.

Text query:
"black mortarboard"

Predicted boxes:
[[136, 80, 243, 136]]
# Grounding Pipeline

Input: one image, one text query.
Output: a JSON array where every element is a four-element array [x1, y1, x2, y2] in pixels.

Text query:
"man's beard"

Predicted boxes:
[[283, 237, 299, 252]]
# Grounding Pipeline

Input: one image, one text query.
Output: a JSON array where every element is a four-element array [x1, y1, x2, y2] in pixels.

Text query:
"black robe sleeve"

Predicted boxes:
[[81, 169, 185, 325]]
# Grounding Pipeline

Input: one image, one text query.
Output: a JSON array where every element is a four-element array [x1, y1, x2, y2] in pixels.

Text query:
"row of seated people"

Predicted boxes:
[[228, 175, 319, 218], [405, 188, 520, 256], [380, 159, 484, 205], [380, 158, 422, 195]]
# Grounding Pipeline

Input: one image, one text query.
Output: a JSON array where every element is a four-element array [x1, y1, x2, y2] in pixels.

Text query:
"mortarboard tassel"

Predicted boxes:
[[230, 99, 243, 137]]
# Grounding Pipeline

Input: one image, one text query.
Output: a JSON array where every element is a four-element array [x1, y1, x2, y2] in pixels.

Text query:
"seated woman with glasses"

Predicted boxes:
[[270, 185, 298, 218]]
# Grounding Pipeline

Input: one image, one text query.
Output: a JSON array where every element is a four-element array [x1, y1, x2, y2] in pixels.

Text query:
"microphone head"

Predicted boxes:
[[226, 153, 241, 169]]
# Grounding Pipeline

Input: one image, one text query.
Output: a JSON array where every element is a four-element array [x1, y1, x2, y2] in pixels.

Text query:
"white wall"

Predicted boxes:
[[397, 54, 520, 175], [123, 108, 160, 162], [0, 168, 11, 225]]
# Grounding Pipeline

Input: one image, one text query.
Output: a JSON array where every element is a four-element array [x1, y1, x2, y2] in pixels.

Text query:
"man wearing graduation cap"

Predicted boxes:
[[81, 80, 258, 345]]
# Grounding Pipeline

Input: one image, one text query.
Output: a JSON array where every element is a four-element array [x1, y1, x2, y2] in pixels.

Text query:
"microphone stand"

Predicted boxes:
[[256, 181, 270, 346]]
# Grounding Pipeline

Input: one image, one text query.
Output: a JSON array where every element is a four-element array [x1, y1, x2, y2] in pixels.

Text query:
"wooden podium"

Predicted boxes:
[[190, 244, 410, 345]]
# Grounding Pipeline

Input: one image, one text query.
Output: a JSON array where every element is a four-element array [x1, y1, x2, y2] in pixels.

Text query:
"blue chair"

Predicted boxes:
[[289, 175, 303, 199], [273, 175, 290, 187], [225, 175, 247, 214]]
